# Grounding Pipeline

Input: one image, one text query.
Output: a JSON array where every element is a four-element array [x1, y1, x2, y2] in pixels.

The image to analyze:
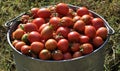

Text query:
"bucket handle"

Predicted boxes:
[[5, 12, 26, 28]]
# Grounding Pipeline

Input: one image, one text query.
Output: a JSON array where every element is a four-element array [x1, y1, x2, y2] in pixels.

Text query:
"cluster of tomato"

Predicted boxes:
[[12, 3, 108, 60]]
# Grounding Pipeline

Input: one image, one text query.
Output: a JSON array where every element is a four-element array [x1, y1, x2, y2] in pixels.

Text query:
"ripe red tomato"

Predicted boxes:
[[37, 8, 51, 18], [70, 43, 80, 52], [85, 25, 96, 38], [38, 24, 48, 33], [32, 18, 45, 29], [81, 14, 92, 25], [53, 34, 64, 42], [15, 41, 26, 51], [56, 27, 70, 38], [80, 43, 93, 55], [49, 17, 61, 29], [21, 15, 30, 24], [21, 45, 31, 55], [79, 35, 90, 43], [55, 3, 69, 15], [73, 20, 85, 32], [12, 40, 20, 47], [24, 23, 38, 33], [40, 25, 54, 40], [93, 36, 104, 48], [63, 52, 72, 60], [31, 42, 44, 54], [73, 16, 81, 22], [52, 50, 63, 60], [61, 17, 74, 27], [45, 39, 57, 51], [39, 49, 51, 60], [12, 28, 25, 40], [92, 18, 105, 30], [96, 27, 108, 39], [31, 8, 39, 18], [28, 31, 41, 43], [57, 39, 69, 52], [66, 8, 75, 18], [68, 31, 80, 42], [77, 7, 89, 17], [73, 51, 82, 58]]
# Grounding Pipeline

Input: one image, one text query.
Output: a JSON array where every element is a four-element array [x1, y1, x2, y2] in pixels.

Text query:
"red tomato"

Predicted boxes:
[[15, 41, 26, 51], [71, 43, 80, 52], [96, 27, 108, 39], [40, 25, 54, 40], [37, 8, 51, 18], [73, 16, 81, 22], [53, 34, 64, 42], [56, 27, 70, 38], [73, 51, 82, 58], [21, 45, 31, 55], [92, 18, 105, 30], [80, 43, 93, 55], [55, 3, 69, 15], [21, 15, 30, 24], [81, 14, 92, 25], [85, 25, 96, 38], [49, 17, 61, 29], [28, 31, 41, 43], [24, 23, 38, 33], [31, 42, 44, 54], [31, 8, 39, 18], [32, 18, 45, 29], [66, 8, 75, 18], [12, 40, 20, 47], [45, 39, 57, 51], [77, 7, 89, 17], [57, 39, 69, 52], [63, 52, 72, 60], [38, 24, 48, 33], [68, 31, 80, 42], [93, 36, 104, 47], [39, 49, 51, 60], [73, 20, 85, 32], [12, 28, 25, 40], [61, 17, 74, 27], [52, 50, 63, 60], [79, 35, 90, 43]]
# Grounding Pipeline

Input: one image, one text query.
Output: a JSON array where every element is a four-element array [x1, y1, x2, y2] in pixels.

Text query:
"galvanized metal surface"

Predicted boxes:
[[6, 5, 114, 71]]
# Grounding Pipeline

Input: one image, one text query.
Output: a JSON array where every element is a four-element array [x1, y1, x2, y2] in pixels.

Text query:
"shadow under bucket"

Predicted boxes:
[[6, 5, 114, 71]]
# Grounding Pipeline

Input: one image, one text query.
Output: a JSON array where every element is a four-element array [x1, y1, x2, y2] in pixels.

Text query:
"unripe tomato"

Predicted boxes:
[[93, 36, 104, 48]]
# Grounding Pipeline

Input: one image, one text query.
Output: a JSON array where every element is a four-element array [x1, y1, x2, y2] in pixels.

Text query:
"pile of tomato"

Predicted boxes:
[[11, 3, 108, 60]]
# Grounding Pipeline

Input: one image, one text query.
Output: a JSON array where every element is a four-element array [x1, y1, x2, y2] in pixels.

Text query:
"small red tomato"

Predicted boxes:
[[12, 40, 20, 47], [92, 18, 105, 30], [28, 31, 41, 43], [56, 27, 70, 38], [81, 14, 92, 25], [85, 25, 96, 38], [12, 28, 25, 40], [93, 36, 104, 48], [31, 42, 44, 54], [21, 45, 31, 55], [31, 8, 39, 18], [49, 17, 61, 29], [96, 27, 108, 39], [15, 41, 26, 51], [52, 50, 63, 60], [73, 51, 82, 58], [71, 43, 80, 52], [77, 7, 89, 17], [40, 25, 54, 40], [54, 34, 64, 41], [32, 18, 45, 29], [68, 31, 80, 42], [37, 8, 51, 18], [57, 39, 69, 52], [56, 3, 69, 15], [45, 39, 57, 51], [73, 16, 81, 22], [39, 49, 51, 60], [73, 20, 85, 32], [80, 43, 93, 55], [79, 35, 90, 43], [21, 15, 30, 24], [61, 17, 74, 27], [38, 24, 48, 33], [24, 23, 38, 33], [66, 8, 75, 18], [63, 52, 72, 60]]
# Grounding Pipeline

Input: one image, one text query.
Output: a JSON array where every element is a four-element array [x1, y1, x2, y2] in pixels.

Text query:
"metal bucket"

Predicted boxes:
[[5, 5, 115, 71]]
